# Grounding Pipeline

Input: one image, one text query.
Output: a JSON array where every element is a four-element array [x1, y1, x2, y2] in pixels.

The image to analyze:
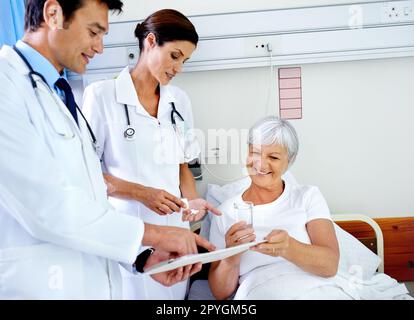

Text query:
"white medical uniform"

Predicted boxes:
[[82, 66, 201, 300], [0, 46, 143, 299]]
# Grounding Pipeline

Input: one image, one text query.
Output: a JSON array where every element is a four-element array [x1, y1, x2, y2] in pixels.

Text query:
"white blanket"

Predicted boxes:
[[234, 264, 413, 300], [333, 271, 413, 300]]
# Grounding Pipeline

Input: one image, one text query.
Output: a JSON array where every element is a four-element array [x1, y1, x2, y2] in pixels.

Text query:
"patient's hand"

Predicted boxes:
[[144, 249, 202, 287], [181, 198, 222, 222], [252, 229, 290, 257], [224, 221, 256, 264]]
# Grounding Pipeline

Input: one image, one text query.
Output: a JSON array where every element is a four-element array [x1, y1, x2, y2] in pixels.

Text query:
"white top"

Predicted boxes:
[[82, 66, 200, 300], [82, 66, 200, 228], [209, 180, 332, 281]]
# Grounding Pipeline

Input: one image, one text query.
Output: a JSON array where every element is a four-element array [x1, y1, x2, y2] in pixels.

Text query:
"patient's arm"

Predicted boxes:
[[208, 222, 256, 300], [253, 219, 339, 278]]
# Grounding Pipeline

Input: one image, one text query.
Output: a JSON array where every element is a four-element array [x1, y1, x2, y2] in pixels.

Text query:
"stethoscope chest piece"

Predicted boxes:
[[124, 126, 136, 141]]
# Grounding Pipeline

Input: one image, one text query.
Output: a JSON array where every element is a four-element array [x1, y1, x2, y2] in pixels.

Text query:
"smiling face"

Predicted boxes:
[[50, 0, 109, 74], [144, 35, 196, 85], [246, 144, 289, 190]]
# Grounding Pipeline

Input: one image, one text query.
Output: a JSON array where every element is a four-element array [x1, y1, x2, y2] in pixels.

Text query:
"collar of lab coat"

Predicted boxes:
[[15, 40, 61, 90], [0, 45, 82, 136], [115, 66, 177, 119], [0, 45, 32, 76]]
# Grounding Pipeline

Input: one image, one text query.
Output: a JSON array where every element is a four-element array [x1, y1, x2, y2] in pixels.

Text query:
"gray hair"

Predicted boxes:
[[248, 116, 299, 167]]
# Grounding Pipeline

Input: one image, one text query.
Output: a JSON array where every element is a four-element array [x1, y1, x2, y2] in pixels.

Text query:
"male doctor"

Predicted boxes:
[[0, 0, 213, 299]]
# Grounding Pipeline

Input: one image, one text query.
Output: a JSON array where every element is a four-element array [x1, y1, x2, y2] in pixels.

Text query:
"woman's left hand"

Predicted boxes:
[[181, 198, 221, 222], [252, 229, 290, 257]]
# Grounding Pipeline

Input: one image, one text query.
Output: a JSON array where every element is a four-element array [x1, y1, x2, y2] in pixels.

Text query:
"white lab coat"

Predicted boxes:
[[0, 46, 144, 300], [82, 66, 201, 300]]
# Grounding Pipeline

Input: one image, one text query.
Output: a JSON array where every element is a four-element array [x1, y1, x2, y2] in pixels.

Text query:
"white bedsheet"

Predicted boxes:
[[233, 265, 413, 300], [333, 271, 413, 300], [234, 266, 352, 300]]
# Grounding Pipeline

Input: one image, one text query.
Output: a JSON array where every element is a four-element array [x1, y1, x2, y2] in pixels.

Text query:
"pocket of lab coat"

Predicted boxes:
[[0, 243, 84, 299], [154, 128, 183, 165]]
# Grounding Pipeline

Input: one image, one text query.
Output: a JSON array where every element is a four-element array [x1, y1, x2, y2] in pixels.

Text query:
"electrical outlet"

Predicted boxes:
[[243, 36, 276, 57], [381, 1, 414, 23]]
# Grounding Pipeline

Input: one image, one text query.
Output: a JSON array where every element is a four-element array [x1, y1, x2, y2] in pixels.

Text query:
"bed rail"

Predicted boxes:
[[332, 214, 384, 273]]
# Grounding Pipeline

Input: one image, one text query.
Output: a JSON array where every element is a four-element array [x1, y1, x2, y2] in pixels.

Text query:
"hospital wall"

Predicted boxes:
[[97, 0, 414, 219], [109, 0, 381, 22], [170, 57, 414, 219]]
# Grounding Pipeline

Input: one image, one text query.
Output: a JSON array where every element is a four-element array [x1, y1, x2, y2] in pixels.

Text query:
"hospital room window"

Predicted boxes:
[[279, 67, 302, 120]]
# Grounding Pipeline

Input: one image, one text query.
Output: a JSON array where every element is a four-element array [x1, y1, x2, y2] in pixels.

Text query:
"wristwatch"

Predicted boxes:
[[133, 248, 155, 273]]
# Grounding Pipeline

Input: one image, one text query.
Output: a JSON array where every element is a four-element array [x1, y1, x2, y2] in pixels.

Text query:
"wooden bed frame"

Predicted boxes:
[[333, 214, 384, 273], [333, 215, 414, 281]]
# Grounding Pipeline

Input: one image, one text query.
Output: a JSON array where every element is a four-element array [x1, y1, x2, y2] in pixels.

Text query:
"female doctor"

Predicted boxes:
[[82, 9, 220, 300]]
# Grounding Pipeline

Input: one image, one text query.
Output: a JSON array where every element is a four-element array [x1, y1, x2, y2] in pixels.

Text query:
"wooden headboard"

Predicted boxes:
[[334, 216, 414, 282]]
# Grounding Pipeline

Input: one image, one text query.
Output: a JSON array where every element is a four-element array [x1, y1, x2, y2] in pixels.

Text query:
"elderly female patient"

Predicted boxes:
[[208, 116, 351, 300]]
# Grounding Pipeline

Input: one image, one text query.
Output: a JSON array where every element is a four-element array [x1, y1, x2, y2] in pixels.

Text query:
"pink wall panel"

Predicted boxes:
[[280, 98, 302, 109], [279, 78, 301, 89], [279, 67, 302, 120], [280, 108, 302, 119], [279, 67, 301, 79], [279, 88, 302, 99]]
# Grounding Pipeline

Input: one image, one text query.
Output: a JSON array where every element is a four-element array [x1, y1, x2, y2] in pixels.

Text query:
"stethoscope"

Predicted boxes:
[[12, 46, 98, 151], [123, 101, 185, 141]]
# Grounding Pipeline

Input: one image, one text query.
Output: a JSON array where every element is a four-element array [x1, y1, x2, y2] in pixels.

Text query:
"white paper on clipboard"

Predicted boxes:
[[143, 240, 267, 275]]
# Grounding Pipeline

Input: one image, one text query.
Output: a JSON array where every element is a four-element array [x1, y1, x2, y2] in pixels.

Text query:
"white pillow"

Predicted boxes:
[[334, 224, 381, 280], [205, 171, 298, 208], [206, 177, 250, 206]]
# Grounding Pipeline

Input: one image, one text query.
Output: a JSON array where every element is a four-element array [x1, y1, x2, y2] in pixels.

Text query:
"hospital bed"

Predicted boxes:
[[186, 179, 411, 300], [332, 214, 384, 273]]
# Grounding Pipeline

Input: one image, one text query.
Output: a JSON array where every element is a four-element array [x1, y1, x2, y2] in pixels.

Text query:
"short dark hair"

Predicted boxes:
[[134, 9, 198, 51], [24, 0, 123, 32]]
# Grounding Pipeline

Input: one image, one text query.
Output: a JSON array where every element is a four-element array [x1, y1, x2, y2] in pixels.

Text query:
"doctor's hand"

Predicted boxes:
[[181, 198, 222, 222], [144, 224, 216, 256], [141, 187, 185, 215], [252, 229, 290, 257], [144, 250, 202, 287], [102, 174, 185, 215]]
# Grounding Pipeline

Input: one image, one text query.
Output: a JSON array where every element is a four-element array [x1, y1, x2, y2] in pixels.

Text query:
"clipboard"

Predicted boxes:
[[143, 240, 267, 275]]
